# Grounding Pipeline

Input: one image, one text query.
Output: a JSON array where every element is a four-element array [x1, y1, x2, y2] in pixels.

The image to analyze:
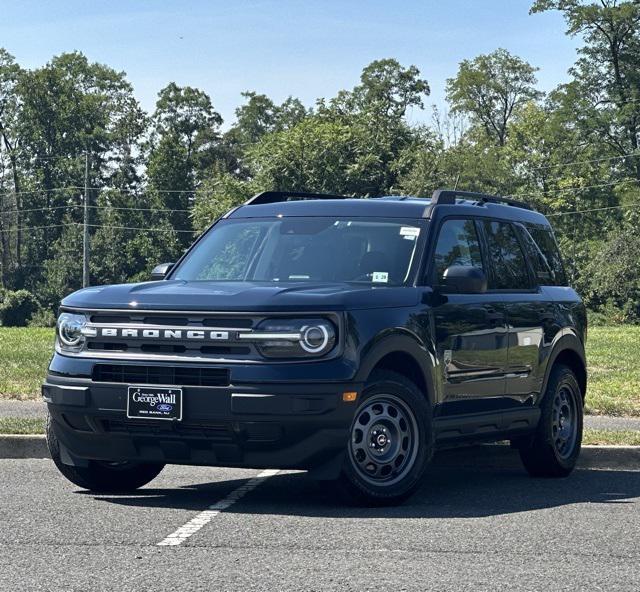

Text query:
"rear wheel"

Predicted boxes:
[[46, 414, 164, 492], [338, 370, 433, 506], [519, 364, 583, 478]]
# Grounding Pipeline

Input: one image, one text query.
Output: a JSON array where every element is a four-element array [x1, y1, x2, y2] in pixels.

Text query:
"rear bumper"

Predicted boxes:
[[43, 374, 362, 479]]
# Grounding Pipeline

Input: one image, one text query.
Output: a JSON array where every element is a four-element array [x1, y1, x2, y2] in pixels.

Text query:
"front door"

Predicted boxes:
[[428, 218, 509, 416]]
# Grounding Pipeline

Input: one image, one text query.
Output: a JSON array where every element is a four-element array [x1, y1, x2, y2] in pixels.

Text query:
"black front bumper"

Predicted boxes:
[[43, 372, 362, 479]]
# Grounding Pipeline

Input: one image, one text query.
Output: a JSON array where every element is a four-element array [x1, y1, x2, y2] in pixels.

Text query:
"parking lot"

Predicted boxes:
[[1, 449, 638, 592]]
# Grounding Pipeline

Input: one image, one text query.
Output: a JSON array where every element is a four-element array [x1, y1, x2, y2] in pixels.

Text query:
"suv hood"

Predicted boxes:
[[61, 280, 421, 312]]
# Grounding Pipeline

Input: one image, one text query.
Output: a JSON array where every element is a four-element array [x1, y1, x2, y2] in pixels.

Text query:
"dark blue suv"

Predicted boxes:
[[43, 189, 587, 505]]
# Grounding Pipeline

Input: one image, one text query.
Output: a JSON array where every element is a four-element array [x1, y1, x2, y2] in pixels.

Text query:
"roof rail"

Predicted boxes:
[[430, 189, 534, 211], [245, 190, 350, 206]]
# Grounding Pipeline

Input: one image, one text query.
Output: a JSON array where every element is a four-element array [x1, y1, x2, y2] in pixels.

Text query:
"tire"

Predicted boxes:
[[519, 364, 583, 478], [337, 370, 433, 506], [46, 414, 165, 492]]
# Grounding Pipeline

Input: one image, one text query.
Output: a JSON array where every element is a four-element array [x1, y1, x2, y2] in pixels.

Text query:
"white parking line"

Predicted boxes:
[[157, 469, 280, 546]]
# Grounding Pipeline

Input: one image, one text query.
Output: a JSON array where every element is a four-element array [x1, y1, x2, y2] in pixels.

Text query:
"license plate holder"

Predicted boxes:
[[126, 385, 183, 421]]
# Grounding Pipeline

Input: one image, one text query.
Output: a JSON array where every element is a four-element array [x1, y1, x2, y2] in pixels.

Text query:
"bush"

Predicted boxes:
[[28, 308, 57, 328], [0, 290, 40, 327]]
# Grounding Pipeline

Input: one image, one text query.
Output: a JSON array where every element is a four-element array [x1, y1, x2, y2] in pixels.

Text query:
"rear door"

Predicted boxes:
[[478, 219, 553, 406], [428, 217, 509, 416]]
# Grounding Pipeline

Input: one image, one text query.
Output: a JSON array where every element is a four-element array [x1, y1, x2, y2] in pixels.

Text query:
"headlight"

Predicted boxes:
[[56, 313, 91, 351], [242, 318, 337, 358]]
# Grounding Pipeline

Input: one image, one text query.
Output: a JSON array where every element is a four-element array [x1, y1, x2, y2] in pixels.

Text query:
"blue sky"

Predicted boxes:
[[0, 0, 578, 127]]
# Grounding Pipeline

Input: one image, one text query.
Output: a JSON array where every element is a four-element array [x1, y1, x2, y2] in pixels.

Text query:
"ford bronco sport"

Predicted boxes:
[[44, 189, 587, 505]]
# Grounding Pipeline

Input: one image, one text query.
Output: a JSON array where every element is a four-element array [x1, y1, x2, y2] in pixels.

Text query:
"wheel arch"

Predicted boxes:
[[355, 334, 435, 408], [543, 334, 587, 400]]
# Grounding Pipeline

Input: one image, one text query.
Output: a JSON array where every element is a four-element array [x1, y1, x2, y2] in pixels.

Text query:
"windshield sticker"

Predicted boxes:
[[372, 272, 389, 283], [400, 226, 420, 240]]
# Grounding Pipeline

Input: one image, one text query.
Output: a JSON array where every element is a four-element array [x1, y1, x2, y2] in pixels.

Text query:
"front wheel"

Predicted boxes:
[[337, 370, 433, 506], [519, 364, 583, 478], [47, 414, 165, 492]]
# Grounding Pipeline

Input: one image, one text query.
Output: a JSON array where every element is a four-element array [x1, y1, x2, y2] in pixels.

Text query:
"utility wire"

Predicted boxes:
[[508, 177, 640, 199], [1, 204, 78, 215], [1, 223, 79, 233], [546, 203, 640, 217], [528, 152, 640, 173], [82, 223, 196, 233]]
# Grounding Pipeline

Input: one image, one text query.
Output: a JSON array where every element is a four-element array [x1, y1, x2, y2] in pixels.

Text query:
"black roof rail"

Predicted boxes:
[[430, 189, 534, 211], [245, 190, 350, 206]]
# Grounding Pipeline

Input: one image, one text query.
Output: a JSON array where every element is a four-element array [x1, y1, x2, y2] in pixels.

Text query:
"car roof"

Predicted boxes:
[[227, 195, 551, 226]]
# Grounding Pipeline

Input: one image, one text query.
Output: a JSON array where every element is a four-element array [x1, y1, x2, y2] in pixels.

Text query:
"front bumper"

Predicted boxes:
[[43, 371, 362, 479]]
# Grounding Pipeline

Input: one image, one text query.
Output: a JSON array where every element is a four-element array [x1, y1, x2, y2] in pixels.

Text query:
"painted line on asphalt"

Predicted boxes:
[[157, 469, 280, 546]]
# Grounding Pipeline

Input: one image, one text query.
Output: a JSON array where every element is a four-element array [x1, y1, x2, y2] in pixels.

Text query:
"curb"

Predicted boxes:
[[0, 435, 50, 459], [0, 435, 638, 469], [433, 444, 640, 471]]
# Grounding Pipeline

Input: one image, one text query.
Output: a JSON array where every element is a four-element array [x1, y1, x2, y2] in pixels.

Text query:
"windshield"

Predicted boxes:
[[172, 217, 424, 286]]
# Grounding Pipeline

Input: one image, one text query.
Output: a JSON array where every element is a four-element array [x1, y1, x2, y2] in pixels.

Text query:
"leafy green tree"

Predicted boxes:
[[0, 48, 23, 285], [531, 0, 640, 178], [446, 48, 543, 146], [147, 83, 223, 242], [192, 173, 257, 232], [15, 52, 145, 291]]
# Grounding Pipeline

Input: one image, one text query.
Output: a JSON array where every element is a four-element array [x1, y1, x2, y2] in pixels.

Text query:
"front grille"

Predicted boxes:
[[103, 419, 234, 441], [93, 364, 230, 387], [83, 311, 263, 361]]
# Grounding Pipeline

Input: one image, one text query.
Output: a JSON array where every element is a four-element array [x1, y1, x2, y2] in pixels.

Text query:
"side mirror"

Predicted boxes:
[[150, 262, 174, 281], [441, 265, 487, 294]]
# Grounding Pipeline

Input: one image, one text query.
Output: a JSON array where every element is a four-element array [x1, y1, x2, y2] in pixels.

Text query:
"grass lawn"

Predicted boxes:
[[0, 325, 639, 416], [0, 328, 54, 401], [585, 326, 640, 417], [0, 417, 45, 435]]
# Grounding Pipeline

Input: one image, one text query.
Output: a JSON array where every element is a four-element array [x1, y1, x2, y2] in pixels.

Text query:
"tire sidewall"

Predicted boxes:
[[540, 366, 584, 470], [341, 371, 433, 503]]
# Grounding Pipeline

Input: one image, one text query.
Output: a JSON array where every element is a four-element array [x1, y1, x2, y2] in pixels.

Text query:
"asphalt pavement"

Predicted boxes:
[[1, 451, 638, 591]]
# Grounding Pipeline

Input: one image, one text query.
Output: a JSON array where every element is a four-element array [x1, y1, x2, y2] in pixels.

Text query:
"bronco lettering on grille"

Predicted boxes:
[[98, 328, 230, 341]]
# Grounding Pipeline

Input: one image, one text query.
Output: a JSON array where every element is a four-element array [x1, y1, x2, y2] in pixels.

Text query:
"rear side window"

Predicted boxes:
[[526, 226, 568, 286], [432, 218, 484, 283], [481, 220, 532, 290]]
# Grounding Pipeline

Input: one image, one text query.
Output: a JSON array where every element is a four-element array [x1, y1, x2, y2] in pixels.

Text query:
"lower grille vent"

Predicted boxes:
[[93, 364, 230, 387]]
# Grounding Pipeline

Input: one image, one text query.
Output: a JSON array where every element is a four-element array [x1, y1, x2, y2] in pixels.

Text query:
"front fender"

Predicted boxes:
[[354, 329, 436, 407]]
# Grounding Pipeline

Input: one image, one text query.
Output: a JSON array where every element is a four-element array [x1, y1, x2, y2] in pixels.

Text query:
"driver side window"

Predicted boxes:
[[432, 218, 483, 284]]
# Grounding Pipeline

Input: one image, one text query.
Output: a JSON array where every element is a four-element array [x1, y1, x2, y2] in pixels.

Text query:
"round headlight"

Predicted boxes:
[[57, 313, 87, 348], [300, 324, 330, 353], [253, 318, 337, 358]]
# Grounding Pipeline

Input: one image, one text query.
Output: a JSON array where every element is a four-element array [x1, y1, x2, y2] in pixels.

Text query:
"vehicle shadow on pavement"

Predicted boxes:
[[90, 449, 640, 519]]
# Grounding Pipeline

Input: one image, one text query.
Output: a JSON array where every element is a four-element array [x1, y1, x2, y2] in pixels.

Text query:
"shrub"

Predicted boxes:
[[0, 290, 40, 327], [28, 308, 57, 328]]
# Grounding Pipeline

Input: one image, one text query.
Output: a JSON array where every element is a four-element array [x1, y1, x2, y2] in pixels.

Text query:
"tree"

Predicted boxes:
[[192, 173, 257, 232], [446, 48, 543, 146], [315, 59, 430, 194], [0, 48, 23, 286], [148, 83, 223, 242], [15, 52, 146, 292], [531, 1, 640, 178]]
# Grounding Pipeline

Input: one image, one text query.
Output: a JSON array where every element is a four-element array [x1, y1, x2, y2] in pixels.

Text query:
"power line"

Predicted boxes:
[[0, 186, 85, 197], [0, 185, 198, 198], [87, 204, 191, 213], [528, 152, 640, 173], [546, 203, 640, 218], [508, 177, 640, 199], [0, 223, 79, 233], [1, 202, 192, 215], [83, 223, 196, 233], [1, 204, 78, 215]]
